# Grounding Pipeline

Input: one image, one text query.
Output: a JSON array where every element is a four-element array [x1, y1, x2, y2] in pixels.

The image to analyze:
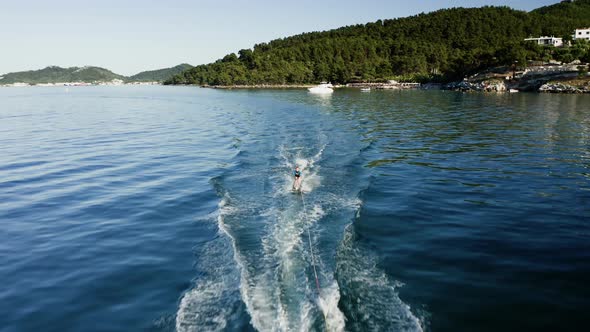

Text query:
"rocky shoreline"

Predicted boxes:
[[444, 63, 590, 94], [538, 82, 590, 94], [183, 63, 590, 94]]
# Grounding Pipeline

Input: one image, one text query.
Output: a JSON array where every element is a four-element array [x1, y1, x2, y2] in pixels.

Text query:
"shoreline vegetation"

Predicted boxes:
[[175, 61, 590, 94]]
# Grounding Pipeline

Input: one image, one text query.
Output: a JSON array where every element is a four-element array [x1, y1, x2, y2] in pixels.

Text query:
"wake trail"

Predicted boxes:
[[175, 196, 245, 332], [276, 144, 348, 332], [336, 225, 425, 332], [176, 138, 424, 332]]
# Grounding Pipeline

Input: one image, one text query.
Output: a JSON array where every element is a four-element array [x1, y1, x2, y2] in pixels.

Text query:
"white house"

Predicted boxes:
[[524, 36, 563, 47], [574, 28, 590, 41]]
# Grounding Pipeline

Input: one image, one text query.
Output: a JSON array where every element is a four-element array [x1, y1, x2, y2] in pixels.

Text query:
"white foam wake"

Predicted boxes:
[[274, 144, 347, 331], [215, 195, 290, 332], [336, 226, 424, 332], [176, 196, 242, 332], [318, 281, 347, 332], [178, 143, 357, 331]]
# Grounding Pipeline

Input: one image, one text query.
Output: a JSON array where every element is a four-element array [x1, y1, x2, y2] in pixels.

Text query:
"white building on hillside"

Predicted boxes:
[[574, 28, 590, 41], [524, 36, 563, 47]]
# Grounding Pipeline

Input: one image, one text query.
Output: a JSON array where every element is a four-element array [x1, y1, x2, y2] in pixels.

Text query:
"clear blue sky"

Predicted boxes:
[[0, 0, 557, 76]]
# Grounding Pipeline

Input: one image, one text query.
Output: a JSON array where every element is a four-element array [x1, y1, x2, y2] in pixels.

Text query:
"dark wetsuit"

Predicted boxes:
[[294, 170, 301, 178]]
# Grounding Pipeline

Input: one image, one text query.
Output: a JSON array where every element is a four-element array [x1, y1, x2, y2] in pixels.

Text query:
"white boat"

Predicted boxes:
[[360, 88, 371, 92], [308, 82, 334, 94], [509, 89, 519, 93]]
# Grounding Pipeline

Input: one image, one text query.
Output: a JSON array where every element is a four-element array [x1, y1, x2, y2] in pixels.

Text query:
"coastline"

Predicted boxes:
[[444, 63, 590, 94], [191, 63, 590, 94], [4, 65, 590, 94], [207, 84, 316, 89]]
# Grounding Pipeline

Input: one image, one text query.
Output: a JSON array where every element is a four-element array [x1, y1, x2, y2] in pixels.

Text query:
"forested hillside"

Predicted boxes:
[[127, 64, 193, 82], [0, 64, 194, 85], [166, 0, 590, 85]]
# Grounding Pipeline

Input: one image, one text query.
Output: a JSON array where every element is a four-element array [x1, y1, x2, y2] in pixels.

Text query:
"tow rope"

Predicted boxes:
[[300, 192, 328, 330], [301, 193, 321, 293]]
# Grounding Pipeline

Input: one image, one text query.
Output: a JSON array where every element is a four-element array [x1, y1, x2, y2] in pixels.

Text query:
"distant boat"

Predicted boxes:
[[509, 89, 519, 93], [360, 88, 371, 92], [308, 82, 334, 94]]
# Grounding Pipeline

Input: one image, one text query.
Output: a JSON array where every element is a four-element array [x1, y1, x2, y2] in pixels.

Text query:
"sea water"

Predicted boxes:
[[0, 86, 588, 331]]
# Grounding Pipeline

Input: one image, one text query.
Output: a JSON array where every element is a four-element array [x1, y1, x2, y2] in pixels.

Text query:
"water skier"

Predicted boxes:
[[292, 166, 302, 191]]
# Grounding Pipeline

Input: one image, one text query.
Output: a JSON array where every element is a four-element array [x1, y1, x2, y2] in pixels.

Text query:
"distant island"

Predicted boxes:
[[164, 0, 590, 92], [0, 64, 193, 86]]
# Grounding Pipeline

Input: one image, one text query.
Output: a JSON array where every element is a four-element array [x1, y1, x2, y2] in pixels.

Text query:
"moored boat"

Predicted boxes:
[[308, 82, 334, 94]]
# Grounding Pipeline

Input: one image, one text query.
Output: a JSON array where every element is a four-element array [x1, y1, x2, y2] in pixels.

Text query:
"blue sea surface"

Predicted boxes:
[[0, 86, 588, 331]]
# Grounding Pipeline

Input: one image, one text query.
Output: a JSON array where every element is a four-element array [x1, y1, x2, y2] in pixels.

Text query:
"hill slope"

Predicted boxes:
[[166, 1, 590, 85], [0, 64, 195, 85], [127, 64, 193, 82], [0, 66, 124, 84]]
